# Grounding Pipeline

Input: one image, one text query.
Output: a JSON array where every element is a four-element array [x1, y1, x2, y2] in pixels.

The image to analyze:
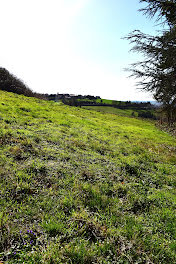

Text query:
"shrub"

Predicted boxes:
[[138, 110, 156, 119], [0, 67, 42, 98]]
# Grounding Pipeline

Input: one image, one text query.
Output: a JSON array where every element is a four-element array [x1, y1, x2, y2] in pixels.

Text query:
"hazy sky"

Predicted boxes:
[[0, 0, 162, 100]]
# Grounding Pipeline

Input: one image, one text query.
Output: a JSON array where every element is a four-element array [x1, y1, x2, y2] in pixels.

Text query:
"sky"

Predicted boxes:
[[0, 0, 163, 101]]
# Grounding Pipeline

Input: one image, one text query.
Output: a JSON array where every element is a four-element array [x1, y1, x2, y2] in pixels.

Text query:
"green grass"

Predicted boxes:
[[0, 90, 176, 263], [82, 105, 139, 117], [96, 98, 114, 104], [82, 105, 157, 119], [77, 98, 120, 105]]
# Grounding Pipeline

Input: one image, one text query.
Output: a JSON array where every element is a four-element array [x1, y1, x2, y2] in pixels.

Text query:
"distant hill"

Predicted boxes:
[[133, 100, 161, 106]]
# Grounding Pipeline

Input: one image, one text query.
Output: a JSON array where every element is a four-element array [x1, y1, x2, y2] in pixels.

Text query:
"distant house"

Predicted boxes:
[[48, 93, 70, 101], [46, 93, 102, 102]]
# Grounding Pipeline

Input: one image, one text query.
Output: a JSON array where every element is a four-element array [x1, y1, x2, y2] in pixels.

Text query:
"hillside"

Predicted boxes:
[[82, 105, 156, 119], [0, 90, 176, 263]]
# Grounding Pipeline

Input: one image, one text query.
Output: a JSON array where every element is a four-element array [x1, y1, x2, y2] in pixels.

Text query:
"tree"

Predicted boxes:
[[139, 0, 176, 26], [0, 68, 44, 99], [125, 0, 176, 124]]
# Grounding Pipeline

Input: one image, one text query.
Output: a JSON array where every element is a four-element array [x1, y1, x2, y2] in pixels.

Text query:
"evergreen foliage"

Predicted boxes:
[[125, 0, 176, 124]]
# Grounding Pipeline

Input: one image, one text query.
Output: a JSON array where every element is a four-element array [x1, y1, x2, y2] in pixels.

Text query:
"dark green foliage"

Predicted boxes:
[[0, 67, 42, 98], [138, 110, 156, 119], [125, 0, 176, 124], [139, 0, 176, 25]]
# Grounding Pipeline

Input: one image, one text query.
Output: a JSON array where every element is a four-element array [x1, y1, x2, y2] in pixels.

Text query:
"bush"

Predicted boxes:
[[138, 111, 156, 119], [0, 68, 42, 98]]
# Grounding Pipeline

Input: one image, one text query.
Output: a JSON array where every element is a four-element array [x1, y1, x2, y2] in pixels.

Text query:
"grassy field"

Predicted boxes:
[[82, 106, 140, 117], [96, 99, 121, 105], [82, 106, 158, 120], [77, 98, 121, 105], [0, 90, 176, 263]]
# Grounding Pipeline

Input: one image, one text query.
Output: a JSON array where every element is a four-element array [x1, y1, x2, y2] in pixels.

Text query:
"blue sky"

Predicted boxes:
[[0, 0, 162, 101]]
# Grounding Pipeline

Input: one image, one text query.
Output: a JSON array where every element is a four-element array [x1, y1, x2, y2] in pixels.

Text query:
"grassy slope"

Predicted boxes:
[[82, 106, 139, 117], [0, 91, 176, 263], [96, 99, 120, 104], [82, 106, 156, 118]]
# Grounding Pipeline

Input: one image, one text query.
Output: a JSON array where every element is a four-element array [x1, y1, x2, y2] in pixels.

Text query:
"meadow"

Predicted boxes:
[[0, 90, 176, 263], [82, 105, 157, 118], [82, 106, 137, 117]]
